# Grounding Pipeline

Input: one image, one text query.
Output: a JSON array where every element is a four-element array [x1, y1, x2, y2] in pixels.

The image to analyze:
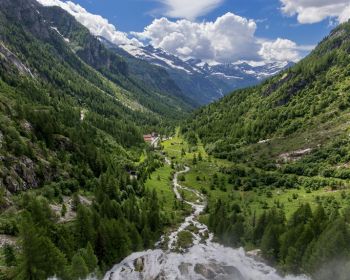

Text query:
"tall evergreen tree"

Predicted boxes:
[[16, 213, 67, 280], [70, 254, 89, 280]]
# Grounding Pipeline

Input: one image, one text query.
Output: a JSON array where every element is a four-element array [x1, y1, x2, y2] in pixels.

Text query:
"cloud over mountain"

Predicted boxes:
[[36, 0, 142, 46], [134, 13, 258, 63], [135, 13, 307, 63], [280, 0, 350, 24], [36, 0, 309, 64], [258, 38, 314, 62], [155, 0, 224, 20]]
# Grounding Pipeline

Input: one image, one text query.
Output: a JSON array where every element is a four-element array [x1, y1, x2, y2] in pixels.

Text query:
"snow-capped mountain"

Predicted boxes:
[[116, 43, 293, 104], [34, 0, 293, 105]]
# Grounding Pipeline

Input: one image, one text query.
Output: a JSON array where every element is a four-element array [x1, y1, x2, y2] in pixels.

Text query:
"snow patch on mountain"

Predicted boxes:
[[119, 43, 292, 82], [115, 42, 293, 104]]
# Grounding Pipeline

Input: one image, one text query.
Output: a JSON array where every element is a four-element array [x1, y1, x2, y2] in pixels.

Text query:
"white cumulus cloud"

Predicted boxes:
[[259, 38, 302, 62], [135, 13, 260, 63], [280, 0, 350, 24], [155, 0, 224, 20], [36, 0, 142, 46], [135, 13, 307, 63], [36, 0, 309, 64]]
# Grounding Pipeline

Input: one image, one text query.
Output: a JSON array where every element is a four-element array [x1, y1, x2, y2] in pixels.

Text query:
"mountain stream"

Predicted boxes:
[[103, 162, 309, 280]]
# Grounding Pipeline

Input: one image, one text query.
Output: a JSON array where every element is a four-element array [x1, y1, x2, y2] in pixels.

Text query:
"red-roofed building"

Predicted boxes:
[[143, 134, 153, 143]]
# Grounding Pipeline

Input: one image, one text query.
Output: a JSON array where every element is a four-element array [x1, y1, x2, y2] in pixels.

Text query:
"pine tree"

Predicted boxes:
[[253, 211, 268, 244], [75, 205, 95, 248], [129, 225, 143, 252], [141, 225, 152, 248], [96, 219, 131, 266], [304, 218, 350, 274], [61, 203, 67, 217], [260, 225, 283, 263], [192, 154, 197, 165], [149, 190, 160, 232], [80, 243, 98, 273], [16, 213, 67, 280], [4, 244, 16, 267], [70, 254, 89, 280], [72, 193, 81, 211]]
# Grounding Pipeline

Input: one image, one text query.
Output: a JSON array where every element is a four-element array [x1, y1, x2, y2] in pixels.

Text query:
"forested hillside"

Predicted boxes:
[[182, 20, 350, 279], [2, 0, 350, 279], [184, 20, 350, 170], [0, 0, 187, 278]]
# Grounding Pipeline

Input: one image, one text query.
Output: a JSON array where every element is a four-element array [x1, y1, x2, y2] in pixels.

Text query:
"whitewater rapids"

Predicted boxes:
[[103, 162, 309, 280]]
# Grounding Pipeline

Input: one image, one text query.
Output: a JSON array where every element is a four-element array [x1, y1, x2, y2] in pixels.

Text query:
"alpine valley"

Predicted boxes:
[[113, 42, 293, 105], [0, 0, 350, 280]]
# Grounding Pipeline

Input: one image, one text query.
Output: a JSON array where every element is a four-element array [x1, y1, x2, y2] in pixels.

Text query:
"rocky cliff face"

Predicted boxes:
[[39, 6, 129, 77], [3, 156, 38, 192]]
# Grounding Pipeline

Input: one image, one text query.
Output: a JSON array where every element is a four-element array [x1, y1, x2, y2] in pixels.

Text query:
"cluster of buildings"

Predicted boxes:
[[143, 132, 158, 144]]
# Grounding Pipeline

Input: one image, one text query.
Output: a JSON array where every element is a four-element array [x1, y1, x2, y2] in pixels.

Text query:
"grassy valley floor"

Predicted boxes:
[[160, 132, 350, 222]]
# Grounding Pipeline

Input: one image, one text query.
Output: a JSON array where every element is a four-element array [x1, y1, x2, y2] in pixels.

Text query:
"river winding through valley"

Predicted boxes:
[[103, 161, 310, 280]]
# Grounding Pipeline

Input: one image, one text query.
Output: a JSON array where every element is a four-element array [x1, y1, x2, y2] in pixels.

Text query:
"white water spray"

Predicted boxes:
[[103, 162, 310, 280]]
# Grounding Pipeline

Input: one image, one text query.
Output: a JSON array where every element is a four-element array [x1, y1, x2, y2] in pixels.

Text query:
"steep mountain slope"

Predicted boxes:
[[100, 38, 199, 107], [184, 20, 350, 160], [35, 0, 292, 106], [0, 0, 180, 278], [8, 0, 192, 120], [181, 20, 350, 279], [0, 0, 149, 193]]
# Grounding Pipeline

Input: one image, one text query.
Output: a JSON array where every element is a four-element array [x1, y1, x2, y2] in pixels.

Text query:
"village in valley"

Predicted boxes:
[[143, 132, 160, 148]]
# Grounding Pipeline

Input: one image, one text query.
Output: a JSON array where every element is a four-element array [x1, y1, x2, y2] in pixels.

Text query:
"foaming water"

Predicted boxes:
[[102, 164, 310, 280], [103, 245, 308, 280]]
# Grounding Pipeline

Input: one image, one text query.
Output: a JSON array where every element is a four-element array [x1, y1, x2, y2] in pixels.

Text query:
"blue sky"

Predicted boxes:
[[67, 0, 333, 46], [38, 0, 350, 63]]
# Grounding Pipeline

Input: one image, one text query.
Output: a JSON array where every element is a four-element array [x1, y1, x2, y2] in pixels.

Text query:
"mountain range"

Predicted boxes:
[[33, 0, 293, 106], [1, 0, 350, 279], [116, 43, 293, 105]]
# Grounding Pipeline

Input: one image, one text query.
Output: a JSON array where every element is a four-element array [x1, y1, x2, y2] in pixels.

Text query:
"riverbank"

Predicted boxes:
[[102, 157, 309, 280]]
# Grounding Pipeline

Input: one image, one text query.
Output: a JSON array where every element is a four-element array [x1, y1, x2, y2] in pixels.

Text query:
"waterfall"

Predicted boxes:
[[102, 164, 310, 280]]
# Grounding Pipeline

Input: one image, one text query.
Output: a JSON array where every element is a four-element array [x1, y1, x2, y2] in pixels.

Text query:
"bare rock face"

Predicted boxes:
[[194, 263, 244, 280], [0, 130, 3, 148], [0, 43, 34, 77], [16, 157, 37, 185], [53, 134, 73, 151], [154, 271, 167, 280], [0, 185, 12, 210], [5, 175, 20, 193], [178, 262, 192, 276], [3, 156, 39, 193], [134, 257, 144, 272], [20, 120, 33, 134], [194, 264, 216, 279]]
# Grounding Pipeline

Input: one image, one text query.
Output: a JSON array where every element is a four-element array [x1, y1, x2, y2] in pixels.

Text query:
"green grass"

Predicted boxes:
[[145, 164, 175, 214], [162, 132, 350, 220], [179, 188, 199, 203], [238, 186, 350, 219], [144, 163, 192, 226], [239, 119, 348, 163], [181, 162, 231, 204], [176, 230, 193, 250], [163, 135, 236, 205]]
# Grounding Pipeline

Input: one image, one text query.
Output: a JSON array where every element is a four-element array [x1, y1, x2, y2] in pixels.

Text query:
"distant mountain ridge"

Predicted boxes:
[[117, 43, 294, 104], [33, 0, 293, 106]]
